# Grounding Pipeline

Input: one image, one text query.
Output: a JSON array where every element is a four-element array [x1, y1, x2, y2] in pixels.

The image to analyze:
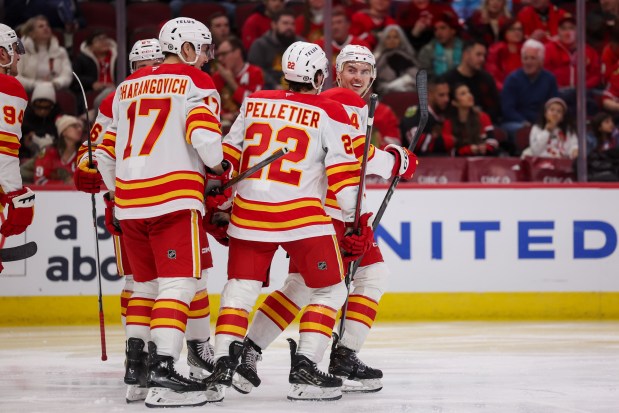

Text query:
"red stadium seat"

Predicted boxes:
[[180, 3, 227, 26], [129, 26, 162, 49], [515, 125, 532, 153], [79, 2, 116, 29], [380, 91, 419, 120], [127, 2, 171, 33], [56, 90, 77, 116], [492, 127, 508, 143]]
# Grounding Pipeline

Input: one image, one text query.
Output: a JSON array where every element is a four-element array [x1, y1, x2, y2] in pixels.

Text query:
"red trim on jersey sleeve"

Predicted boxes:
[[321, 87, 367, 109], [0, 74, 28, 101]]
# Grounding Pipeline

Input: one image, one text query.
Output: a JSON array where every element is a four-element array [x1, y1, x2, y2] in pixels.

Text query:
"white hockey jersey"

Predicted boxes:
[[0, 74, 27, 193], [96, 63, 223, 219], [320, 87, 395, 220], [223, 89, 365, 242]]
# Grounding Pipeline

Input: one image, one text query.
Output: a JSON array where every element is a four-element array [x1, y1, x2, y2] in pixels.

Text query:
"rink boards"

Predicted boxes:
[[1, 184, 618, 325]]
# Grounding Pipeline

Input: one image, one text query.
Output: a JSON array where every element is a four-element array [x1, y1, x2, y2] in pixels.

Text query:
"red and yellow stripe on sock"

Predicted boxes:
[[126, 297, 155, 327], [150, 299, 190, 333], [120, 288, 133, 319], [300, 304, 337, 337], [257, 290, 301, 331], [215, 307, 249, 339], [345, 294, 379, 328], [188, 289, 210, 320]]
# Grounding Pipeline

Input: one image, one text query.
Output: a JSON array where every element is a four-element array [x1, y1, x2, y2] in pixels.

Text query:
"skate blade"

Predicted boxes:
[[232, 373, 253, 394], [287, 384, 342, 401], [145, 387, 210, 408], [341, 378, 383, 393], [125, 385, 148, 403], [189, 365, 211, 381], [205, 384, 225, 402]]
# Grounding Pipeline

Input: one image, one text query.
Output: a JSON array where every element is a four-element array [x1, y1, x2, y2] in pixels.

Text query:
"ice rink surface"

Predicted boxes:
[[0, 322, 617, 413]]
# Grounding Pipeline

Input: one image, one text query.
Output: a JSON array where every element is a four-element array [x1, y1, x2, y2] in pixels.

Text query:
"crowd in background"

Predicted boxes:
[[3, 0, 619, 184]]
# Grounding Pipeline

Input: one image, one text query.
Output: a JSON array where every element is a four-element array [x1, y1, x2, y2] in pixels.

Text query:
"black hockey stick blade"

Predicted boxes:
[[0, 241, 38, 262]]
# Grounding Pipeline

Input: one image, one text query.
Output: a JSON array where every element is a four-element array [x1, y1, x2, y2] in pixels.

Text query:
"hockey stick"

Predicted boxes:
[[0, 241, 37, 262], [223, 146, 290, 190], [349, 70, 429, 278], [338, 93, 378, 338], [72, 72, 107, 362]]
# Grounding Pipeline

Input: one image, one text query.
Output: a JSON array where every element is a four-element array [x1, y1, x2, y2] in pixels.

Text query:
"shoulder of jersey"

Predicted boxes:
[[124, 64, 216, 90], [248, 89, 351, 125], [99, 90, 115, 118], [0, 74, 28, 101], [321, 87, 366, 109]]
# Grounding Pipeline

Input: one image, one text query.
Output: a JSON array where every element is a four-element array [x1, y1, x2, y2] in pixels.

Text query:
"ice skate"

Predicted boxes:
[[186, 338, 215, 380], [204, 341, 244, 389], [328, 333, 383, 393], [232, 338, 262, 394], [124, 338, 148, 403], [286, 338, 342, 401]]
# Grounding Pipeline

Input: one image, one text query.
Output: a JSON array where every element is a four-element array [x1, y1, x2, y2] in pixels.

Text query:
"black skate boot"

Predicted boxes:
[[187, 338, 215, 380], [203, 341, 244, 388], [232, 338, 262, 394], [124, 338, 148, 403], [145, 341, 220, 408], [287, 338, 342, 401], [328, 333, 383, 393]]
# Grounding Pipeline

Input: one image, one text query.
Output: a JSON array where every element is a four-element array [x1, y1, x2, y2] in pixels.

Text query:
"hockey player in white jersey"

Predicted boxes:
[[0, 24, 35, 273], [204, 41, 375, 401], [95, 18, 227, 408], [232, 44, 418, 395]]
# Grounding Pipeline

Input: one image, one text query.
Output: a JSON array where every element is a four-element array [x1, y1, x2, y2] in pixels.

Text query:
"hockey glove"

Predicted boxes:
[[205, 161, 234, 210], [340, 212, 374, 258], [385, 144, 418, 180], [103, 192, 122, 236], [74, 159, 103, 194], [202, 208, 230, 246], [0, 187, 35, 237]]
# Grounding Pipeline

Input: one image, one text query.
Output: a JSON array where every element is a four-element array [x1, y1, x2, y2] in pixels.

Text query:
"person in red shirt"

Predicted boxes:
[[397, 0, 457, 51], [295, 0, 324, 42], [465, 0, 512, 47], [516, 0, 567, 43], [443, 83, 497, 156], [314, 6, 370, 68], [372, 99, 402, 148], [211, 36, 264, 126], [241, 0, 285, 51], [349, 0, 397, 50], [485, 18, 524, 91], [34, 115, 83, 185], [600, 24, 619, 84]]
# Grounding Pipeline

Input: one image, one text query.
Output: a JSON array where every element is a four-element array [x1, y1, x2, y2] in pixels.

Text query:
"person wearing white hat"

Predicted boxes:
[[33, 115, 83, 185]]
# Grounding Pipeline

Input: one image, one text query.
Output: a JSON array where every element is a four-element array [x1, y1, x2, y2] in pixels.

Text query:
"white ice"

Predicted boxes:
[[0, 322, 617, 413]]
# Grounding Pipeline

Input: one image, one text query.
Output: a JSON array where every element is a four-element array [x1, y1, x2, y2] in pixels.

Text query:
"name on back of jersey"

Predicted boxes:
[[246, 101, 321, 129], [119, 77, 189, 100]]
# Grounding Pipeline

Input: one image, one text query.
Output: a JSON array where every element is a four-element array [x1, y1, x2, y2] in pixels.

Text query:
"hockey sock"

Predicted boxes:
[[126, 279, 157, 345], [120, 275, 134, 333], [185, 277, 210, 341]]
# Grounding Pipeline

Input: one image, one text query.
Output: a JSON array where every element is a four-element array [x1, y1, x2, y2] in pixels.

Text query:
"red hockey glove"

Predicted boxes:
[[103, 192, 122, 236], [0, 187, 35, 237], [385, 144, 418, 180], [202, 208, 230, 246], [340, 212, 374, 258], [205, 161, 234, 210], [74, 159, 103, 194]]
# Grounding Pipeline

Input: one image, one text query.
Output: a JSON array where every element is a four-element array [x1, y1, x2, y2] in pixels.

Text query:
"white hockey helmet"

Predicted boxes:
[[0, 23, 25, 69], [129, 38, 164, 73], [335, 44, 377, 96], [159, 17, 214, 65], [282, 41, 329, 91]]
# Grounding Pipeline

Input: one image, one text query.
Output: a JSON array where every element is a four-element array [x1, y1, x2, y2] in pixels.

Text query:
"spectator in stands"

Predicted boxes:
[[34, 115, 83, 185], [587, 111, 619, 155], [20, 81, 60, 160], [418, 11, 464, 76], [349, 0, 397, 50], [501, 39, 558, 141], [16, 15, 72, 93], [485, 18, 524, 91], [242, 0, 285, 51], [444, 83, 497, 156], [444, 39, 501, 122], [544, 14, 601, 115], [587, 0, 619, 52], [208, 12, 231, 46], [5, 0, 80, 31], [516, 0, 567, 42], [465, 0, 511, 47], [71, 30, 117, 113], [315, 7, 370, 66], [374, 25, 419, 95], [400, 75, 452, 155], [452, 0, 512, 22], [373, 97, 402, 148], [397, 0, 457, 52], [521, 97, 577, 159], [212, 36, 264, 126], [248, 9, 302, 90], [295, 0, 324, 43], [601, 71, 619, 118], [601, 24, 619, 85]]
